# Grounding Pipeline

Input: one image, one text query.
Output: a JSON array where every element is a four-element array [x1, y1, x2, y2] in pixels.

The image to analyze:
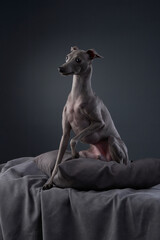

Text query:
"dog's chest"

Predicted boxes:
[[66, 101, 90, 133]]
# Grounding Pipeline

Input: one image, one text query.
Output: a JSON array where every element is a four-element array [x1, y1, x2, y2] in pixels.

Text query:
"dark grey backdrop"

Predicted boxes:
[[1, 0, 160, 163]]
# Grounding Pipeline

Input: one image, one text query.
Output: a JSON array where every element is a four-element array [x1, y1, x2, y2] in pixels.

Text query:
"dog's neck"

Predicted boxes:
[[70, 65, 94, 100]]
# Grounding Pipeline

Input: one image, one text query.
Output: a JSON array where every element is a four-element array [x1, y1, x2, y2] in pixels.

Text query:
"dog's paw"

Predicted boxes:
[[97, 155, 107, 161], [43, 179, 54, 190], [72, 151, 79, 159]]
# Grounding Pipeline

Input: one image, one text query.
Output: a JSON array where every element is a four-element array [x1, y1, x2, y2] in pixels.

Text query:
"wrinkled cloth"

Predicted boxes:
[[1, 157, 160, 240], [34, 150, 160, 190]]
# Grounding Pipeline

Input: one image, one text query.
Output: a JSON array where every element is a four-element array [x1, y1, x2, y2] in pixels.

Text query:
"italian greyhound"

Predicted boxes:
[[43, 46, 129, 190]]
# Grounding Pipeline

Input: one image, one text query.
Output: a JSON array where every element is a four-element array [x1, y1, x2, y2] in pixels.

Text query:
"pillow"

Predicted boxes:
[[54, 158, 160, 190], [34, 150, 72, 177], [34, 150, 160, 190]]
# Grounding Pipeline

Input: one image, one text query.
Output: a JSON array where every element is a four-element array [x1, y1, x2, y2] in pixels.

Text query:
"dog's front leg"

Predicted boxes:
[[43, 107, 71, 190], [43, 133, 70, 190], [70, 121, 104, 158]]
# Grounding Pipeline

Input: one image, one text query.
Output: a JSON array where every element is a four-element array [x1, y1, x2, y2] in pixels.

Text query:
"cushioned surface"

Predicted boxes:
[[34, 150, 72, 176], [1, 156, 160, 240], [34, 150, 160, 190]]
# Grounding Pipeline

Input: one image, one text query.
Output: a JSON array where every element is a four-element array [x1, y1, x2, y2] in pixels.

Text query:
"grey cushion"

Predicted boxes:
[[34, 150, 160, 190], [34, 150, 72, 177]]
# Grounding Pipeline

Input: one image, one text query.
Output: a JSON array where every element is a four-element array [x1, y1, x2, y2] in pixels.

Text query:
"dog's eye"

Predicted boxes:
[[66, 56, 68, 61], [75, 58, 81, 63]]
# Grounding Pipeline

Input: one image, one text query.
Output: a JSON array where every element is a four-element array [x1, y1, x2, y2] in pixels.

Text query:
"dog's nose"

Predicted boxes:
[[58, 66, 65, 73]]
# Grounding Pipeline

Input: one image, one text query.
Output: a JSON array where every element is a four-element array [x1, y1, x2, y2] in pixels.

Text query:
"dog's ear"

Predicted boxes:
[[86, 49, 103, 60], [71, 46, 79, 51]]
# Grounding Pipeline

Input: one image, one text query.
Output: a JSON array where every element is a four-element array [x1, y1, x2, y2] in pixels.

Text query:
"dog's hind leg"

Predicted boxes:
[[79, 146, 106, 160], [79, 141, 110, 162], [107, 136, 129, 165]]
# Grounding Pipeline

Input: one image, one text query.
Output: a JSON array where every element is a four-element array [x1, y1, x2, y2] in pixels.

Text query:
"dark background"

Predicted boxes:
[[1, 0, 160, 163]]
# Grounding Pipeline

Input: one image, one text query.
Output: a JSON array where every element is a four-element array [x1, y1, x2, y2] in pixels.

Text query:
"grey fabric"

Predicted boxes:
[[1, 156, 160, 240], [0, 157, 45, 240], [34, 150, 72, 176], [55, 157, 160, 190], [34, 150, 160, 190]]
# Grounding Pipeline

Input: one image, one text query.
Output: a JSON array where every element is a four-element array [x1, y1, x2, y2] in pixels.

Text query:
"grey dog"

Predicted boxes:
[[43, 46, 129, 190]]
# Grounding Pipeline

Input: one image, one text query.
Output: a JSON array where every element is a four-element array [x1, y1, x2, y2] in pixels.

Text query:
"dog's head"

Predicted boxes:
[[58, 46, 103, 76]]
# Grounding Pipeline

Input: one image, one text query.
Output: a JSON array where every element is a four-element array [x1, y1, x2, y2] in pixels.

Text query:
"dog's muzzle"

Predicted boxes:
[[58, 66, 65, 73]]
